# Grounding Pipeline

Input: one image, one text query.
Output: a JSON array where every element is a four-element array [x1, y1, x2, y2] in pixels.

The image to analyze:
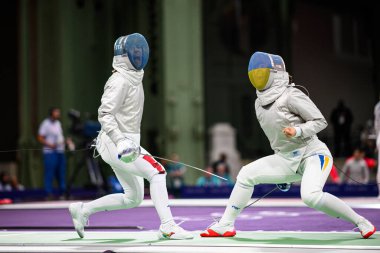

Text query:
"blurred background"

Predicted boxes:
[[0, 0, 379, 201]]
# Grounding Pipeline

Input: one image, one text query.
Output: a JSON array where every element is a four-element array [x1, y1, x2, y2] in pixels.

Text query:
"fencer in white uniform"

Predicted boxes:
[[69, 33, 193, 240], [201, 52, 376, 239]]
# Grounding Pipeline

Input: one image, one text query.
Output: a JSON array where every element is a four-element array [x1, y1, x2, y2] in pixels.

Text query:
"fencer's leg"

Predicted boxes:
[[82, 170, 144, 214], [219, 155, 301, 226], [300, 157, 349, 216], [134, 155, 193, 240], [69, 167, 144, 238], [100, 135, 176, 225], [79, 132, 145, 215], [94, 134, 192, 240], [300, 155, 376, 238], [218, 177, 253, 226], [200, 179, 252, 237], [149, 173, 174, 224], [201, 155, 301, 237]]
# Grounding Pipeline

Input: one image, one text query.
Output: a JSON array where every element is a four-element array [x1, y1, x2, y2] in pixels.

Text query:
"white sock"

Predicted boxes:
[[150, 174, 174, 225], [316, 192, 363, 225], [83, 193, 141, 215], [219, 181, 253, 226]]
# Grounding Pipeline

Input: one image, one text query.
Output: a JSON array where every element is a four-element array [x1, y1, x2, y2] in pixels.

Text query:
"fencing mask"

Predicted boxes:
[[248, 52, 286, 91], [114, 33, 149, 70]]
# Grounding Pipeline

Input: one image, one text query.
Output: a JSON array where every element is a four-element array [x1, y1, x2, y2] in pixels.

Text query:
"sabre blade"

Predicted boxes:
[[147, 154, 228, 181], [244, 186, 277, 209]]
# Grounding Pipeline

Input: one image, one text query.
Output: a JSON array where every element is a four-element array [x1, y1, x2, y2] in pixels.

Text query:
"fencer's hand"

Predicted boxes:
[[117, 139, 133, 156], [282, 127, 296, 138], [116, 138, 140, 163]]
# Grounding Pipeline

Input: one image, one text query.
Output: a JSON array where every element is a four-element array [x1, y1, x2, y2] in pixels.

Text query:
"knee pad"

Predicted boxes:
[[301, 190, 323, 208]]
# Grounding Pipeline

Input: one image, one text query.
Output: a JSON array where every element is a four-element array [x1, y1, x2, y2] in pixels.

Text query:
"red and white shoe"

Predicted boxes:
[[200, 222, 236, 237], [357, 218, 376, 239]]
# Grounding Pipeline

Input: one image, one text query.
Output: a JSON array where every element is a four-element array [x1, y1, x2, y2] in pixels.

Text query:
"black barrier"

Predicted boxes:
[[180, 184, 379, 199], [0, 183, 378, 202]]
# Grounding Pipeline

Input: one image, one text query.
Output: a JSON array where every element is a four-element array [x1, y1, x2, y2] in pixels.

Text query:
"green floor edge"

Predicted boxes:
[[0, 231, 378, 248]]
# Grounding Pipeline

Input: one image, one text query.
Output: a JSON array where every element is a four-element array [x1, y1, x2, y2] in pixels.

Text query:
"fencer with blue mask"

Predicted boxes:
[[201, 52, 376, 239], [69, 33, 193, 240]]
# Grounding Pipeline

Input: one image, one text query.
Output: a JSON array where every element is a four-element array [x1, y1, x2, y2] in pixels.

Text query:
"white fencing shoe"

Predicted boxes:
[[69, 202, 89, 239], [158, 222, 194, 240]]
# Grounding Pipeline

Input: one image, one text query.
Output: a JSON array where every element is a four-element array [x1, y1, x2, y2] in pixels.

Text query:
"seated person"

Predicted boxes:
[[165, 153, 186, 197], [0, 172, 24, 191], [341, 148, 369, 184], [214, 163, 234, 186], [196, 166, 220, 187]]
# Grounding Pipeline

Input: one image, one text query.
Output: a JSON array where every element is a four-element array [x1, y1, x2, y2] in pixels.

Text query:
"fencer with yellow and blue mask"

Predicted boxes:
[[248, 52, 287, 91]]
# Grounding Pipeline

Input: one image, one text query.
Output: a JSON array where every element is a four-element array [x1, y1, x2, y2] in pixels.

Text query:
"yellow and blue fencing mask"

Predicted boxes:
[[248, 52, 286, 90]]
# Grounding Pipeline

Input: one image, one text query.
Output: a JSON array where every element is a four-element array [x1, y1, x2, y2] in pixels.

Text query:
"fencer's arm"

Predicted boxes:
[[98, 74, 128, 144], [287, 88, 327, 138]]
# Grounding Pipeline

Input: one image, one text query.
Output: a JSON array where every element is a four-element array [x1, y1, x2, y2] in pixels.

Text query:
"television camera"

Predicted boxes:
[[66, 109, 106, 197]]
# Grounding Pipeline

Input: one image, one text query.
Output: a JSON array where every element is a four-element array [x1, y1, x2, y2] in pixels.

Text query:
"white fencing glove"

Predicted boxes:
[[116, 138, 141, 163]]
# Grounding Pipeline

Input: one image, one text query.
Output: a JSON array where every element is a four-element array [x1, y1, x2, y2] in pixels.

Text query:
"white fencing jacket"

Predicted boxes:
[[98, 56, 144, 146], [255, 71, 331, 171]]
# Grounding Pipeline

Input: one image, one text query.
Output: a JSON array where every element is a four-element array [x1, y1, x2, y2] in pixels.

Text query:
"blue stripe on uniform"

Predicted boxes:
[[318, 155, 324, 170]]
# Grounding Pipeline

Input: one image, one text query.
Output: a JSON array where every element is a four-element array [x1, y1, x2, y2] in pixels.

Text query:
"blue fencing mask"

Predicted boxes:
[[114, 33, 149, 70]]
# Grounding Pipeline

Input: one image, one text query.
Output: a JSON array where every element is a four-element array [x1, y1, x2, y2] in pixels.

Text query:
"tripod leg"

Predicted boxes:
[[66, 155, 85, 198]]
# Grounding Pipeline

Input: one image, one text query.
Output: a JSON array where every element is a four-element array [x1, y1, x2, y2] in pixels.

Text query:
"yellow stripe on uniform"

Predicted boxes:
[[322, 156, 330, 172]]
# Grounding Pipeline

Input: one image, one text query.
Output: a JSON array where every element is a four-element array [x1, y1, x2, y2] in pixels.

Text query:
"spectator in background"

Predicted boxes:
[[214, 163, 234, 186], [212, 153, 230, 172], [0, 172, 23, 205], [0, 172, 24, 191], [341, 148, 369, 185], [196, 166, 220, 187], [330, 100, 353, 157], [165, 153, 186, 197], [360, 119, 377, 159], [38, 107, 72, 200], [374, 98, 380, 198]]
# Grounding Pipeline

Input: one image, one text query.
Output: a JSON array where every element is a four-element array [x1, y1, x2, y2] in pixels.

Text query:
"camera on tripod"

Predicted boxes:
[[66, 109, 105, 197], [68, 109, 101, 146]]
